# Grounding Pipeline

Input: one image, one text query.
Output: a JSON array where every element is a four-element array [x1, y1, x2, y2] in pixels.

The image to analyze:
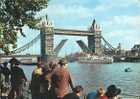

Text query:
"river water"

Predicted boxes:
[[22, 62, 140, 96]]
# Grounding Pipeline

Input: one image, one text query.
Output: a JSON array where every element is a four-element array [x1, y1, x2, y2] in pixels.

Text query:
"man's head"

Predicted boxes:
[[15, 61, 20, 67], [58, 58, 67, 67], [37, 61, 44, 68], [73, 85, 84, 96]]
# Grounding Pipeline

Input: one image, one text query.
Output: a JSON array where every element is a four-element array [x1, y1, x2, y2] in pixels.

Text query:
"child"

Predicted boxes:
[[97, 88, 108, 99]]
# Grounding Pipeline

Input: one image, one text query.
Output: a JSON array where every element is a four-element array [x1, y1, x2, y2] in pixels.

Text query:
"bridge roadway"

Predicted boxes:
[[0, 55, 60, 65], [54, 28, 98, 36]]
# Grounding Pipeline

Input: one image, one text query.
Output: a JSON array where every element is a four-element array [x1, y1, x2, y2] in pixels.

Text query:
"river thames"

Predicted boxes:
[[22, 62, 140, 97]]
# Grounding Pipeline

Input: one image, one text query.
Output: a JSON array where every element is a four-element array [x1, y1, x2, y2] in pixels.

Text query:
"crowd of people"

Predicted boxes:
[[0, 57, 121, 99]]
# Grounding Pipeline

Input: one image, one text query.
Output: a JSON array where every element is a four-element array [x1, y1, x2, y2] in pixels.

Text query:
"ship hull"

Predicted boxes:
[[78, 60, 113, 64], [77, 56, 113, 64]]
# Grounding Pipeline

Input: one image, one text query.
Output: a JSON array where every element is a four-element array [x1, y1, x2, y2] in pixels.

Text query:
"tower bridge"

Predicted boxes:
[[0, 18, 115, 63], [40, 18, 102, 62]]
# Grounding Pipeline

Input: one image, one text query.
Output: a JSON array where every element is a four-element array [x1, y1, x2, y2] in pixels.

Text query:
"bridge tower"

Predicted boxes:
[[40, 16, 54, 62], [88, 19, 102, 55]]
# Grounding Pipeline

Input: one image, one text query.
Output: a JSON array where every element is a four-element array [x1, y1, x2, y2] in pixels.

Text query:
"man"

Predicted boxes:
[[63, 85, 83, 99], [30, 62, 44, 99], [8, 62, 27, 99], [51, 58, 74, 99], [9, 57, 19, 68], [2, 62, 11, 84]]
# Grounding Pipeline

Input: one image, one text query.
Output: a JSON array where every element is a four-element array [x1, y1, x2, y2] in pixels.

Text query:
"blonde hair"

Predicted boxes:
[[97, 87, 105, 96]]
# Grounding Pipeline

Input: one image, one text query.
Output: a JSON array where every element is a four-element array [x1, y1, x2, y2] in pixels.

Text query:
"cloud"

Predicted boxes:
[[46, 4, 93, 18], [102, 29, 140, 49], [101, 15, 140, 49], [37, 2, 113, 20], [37, 0, 140, 21], [38, 0, 139, 23], [93, 4, 112, 13], [102, 15, 140, 32], [49, 0, 89, 5], [113, 16, 140, 27], [98, 0, 140, 8]]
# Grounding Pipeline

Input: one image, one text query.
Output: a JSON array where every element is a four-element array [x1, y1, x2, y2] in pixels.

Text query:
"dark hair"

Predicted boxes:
[[15, 61, 21, 65], [105, 85, 121, 98], [58, 58, 67, 66], [37, 61, 45, 67], [73, 85, 83, 93]]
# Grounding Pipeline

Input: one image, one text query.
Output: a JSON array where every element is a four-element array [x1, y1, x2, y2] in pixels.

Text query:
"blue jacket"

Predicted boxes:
[[87, 91, 97, 99]]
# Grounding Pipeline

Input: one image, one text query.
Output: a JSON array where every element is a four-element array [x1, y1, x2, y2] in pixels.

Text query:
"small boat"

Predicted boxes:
[[124, 68, 132, 72]]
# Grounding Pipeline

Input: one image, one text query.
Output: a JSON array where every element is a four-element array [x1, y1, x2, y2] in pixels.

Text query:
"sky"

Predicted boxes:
[[17, 0, 140, 56]]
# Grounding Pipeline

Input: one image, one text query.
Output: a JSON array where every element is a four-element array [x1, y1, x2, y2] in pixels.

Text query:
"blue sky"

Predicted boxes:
[[17, 0, 140, 56]]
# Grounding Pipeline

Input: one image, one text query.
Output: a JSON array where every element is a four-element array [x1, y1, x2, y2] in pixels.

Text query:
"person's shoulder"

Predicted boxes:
[[100, 95, 108, 99], [13, 66, 23, 71], [64, 93, 79, 99], [17, 66, 23, 70], [60, 67, 69, 73], [64, 67, 69, 72], [87, 91, 97, 99]]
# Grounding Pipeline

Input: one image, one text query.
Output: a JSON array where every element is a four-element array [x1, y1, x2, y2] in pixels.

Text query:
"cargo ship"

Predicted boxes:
[[77, 55, 113, 64]]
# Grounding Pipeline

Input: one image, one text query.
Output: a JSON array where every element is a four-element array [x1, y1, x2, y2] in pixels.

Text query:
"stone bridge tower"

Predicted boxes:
[[40, 17, 54, 62], [88, 19, 102, 55]]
